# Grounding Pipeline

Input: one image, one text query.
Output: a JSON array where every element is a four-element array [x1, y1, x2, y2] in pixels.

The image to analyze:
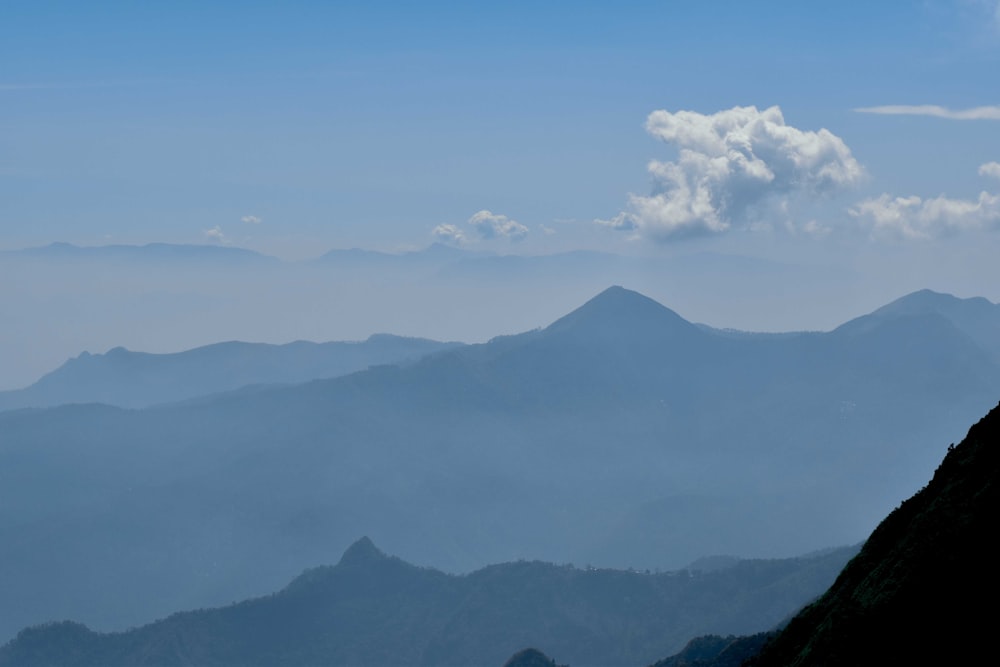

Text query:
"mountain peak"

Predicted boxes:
[[882, 288, 966, 310], [337, 536, 387, 566], [834, 289, 1000, 350], [545, 286, 700, 340], [866, 288, 997, 320]]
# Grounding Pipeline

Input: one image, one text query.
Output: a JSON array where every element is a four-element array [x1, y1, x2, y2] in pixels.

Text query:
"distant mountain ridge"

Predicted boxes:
[[834, 288, 1000, 362], [2, 241, 279, 264], [0, 286, 998, 643], [0, 539, 857, 667], [0, 334, 462, 411]]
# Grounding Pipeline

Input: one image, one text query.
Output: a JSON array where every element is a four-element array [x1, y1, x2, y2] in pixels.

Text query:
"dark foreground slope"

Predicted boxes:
[[651, 400, 1000, 667], [747, 399, 1000, 666], [0, 541, 855, 667]]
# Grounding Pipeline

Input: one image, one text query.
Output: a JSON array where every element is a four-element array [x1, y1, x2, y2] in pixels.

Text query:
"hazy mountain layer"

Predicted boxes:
[[2, 242, 279, 264], [0, 242, 858, 392], [0, 287, 997, 641], [0, 334, 461, 410], [0, 540, 855, 667]]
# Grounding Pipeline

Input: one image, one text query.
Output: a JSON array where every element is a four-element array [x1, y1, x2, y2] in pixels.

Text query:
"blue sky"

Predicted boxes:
[[2, 1, 1000, 388], [3, 1, 999, 257]]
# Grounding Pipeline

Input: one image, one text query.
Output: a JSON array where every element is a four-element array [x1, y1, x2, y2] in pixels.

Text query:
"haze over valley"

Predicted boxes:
[[3, 2, 999, 664]]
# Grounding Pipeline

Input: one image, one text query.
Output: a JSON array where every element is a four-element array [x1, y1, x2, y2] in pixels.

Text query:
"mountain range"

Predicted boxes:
[[0, 334, 461, 410], [0, 286, 997, 643], [0, 539, 856, 667]]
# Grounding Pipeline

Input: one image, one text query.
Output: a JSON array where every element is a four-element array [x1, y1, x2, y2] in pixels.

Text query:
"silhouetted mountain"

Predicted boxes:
[[0, 334, 461, 410], [745, 400, 1000, 666], [650, 400, 1000, 667], [0, 541, 855, 667], [502, 648, 567, 667], [4, 241, 278, 264], [0, 287, 997, 642]]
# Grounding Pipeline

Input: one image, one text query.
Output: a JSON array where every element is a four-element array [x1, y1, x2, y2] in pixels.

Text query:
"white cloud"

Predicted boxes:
[[594, 212, 636, 231], [854, 105, 1000, 120], [851, 168, 1000, 239], [800, 219, 832, 237], [980, 161, 1000, 180], [203, 226, 228, 243], [241, 215, 262, 224], [432, 223, 466, 245], [433, 210, 528, 245], [467, 210, 528, 242], [603, 105, 864, 242]]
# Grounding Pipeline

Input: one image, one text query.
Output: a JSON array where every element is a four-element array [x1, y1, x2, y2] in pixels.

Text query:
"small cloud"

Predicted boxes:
[[850, 164, 1000, 240], [979, 161, 1000, 180], [433, 210, 528, 245], [432, 224, 466, 245], [539, 224, 557, 236], [601, 105, 863, 243], [241, 215, 262, 224], [204, 226, 228, 243], [854, 105, 1000, 120], [467, 210, 528, 242], [594, 212, 637, 231], [800, 219, 831, 237]]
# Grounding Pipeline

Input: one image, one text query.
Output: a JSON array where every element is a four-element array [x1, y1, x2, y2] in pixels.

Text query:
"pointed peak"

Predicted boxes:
[[337, 536, 388, 566], [577, 286, 676, 314], [545, 286, 698, 339]]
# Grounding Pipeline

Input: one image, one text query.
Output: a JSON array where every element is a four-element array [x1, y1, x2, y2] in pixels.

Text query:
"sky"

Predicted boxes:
[[2, 1, 1000, 386]]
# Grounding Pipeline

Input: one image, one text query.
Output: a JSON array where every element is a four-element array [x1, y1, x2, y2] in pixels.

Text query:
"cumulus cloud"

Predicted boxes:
[[467, 210, 528, 242], [980, 161, 1000, 180], [241, 215, 262, 224], [851, 163, 1000, 239], [854, 105, 1000, 120], [203, 226, 228, 243], [432, 223, 466, 245], [602, 105, 864, 242], [431, 210, 528, 245]]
